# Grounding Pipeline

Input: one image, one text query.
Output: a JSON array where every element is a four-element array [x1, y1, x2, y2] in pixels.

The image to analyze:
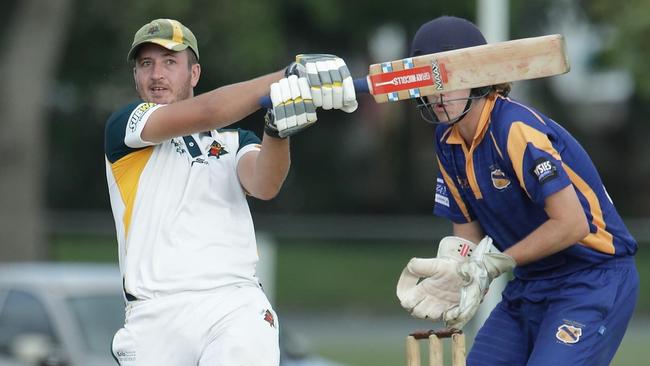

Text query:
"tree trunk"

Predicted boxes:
[[0, 0, 72, 261]]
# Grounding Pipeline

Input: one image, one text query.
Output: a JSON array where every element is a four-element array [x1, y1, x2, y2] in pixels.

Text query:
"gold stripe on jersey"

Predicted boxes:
[[168, 19, 184, 44], [506, 121, 562, 198], [437, 157, 472, 222], [110, 147, 153, 237], [490, 131, 504, 160], [563, 163, 615, 254]]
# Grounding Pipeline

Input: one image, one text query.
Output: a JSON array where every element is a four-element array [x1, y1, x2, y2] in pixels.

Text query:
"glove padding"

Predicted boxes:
[[264, 74, 317, 138], [286, 54, 357, 113], [396, 237, 477, 321], [443, 236, 516, 329]]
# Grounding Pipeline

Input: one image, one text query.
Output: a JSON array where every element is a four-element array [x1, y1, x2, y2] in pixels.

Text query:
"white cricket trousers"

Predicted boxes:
[[112, 284, 280, 365]]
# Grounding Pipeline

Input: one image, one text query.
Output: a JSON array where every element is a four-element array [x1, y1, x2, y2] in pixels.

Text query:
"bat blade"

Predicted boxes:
[[367, 34, 570, 103], [258, 34, 569, 108]]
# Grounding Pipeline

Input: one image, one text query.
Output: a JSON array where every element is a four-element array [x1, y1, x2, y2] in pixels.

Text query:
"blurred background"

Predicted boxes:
[[0, 0, 648, 365]]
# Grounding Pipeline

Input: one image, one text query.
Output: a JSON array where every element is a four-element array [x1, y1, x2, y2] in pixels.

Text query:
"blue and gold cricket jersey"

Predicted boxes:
[[433, 95, 637, 280]]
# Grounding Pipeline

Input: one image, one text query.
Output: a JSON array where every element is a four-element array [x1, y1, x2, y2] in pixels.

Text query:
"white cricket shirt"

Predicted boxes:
[[105, 102, 262, 300]]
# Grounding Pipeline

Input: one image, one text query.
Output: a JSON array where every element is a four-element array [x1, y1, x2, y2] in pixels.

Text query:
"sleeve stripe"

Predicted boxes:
[[506, 121, 562, 199], [437, 157, 472, 222], [563, 163, 615, 254]]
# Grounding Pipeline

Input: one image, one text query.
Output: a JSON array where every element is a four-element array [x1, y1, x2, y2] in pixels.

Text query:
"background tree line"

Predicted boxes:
[[0, 0, 648, 259]]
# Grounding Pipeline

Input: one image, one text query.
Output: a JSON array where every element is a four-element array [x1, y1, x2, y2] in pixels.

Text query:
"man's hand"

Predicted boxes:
[[396, 237, 476, 321], [264, 75, 317, 139], [287, 54, 357, 113], [443, 236, 516, 329]]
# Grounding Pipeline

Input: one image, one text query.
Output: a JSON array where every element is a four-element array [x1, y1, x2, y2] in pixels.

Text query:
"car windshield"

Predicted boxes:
[[66, 294, 124, 355]]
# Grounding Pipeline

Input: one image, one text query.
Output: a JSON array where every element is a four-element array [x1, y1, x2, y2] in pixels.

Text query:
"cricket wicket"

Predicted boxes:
[[406, 328, 466, 366]]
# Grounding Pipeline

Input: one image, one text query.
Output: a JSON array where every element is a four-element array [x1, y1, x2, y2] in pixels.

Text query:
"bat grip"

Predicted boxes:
[[258, 77, 369, 108]]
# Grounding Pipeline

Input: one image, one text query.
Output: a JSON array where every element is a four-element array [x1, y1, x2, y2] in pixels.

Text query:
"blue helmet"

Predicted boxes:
[[410, 16, 486, 57], [410, 16, 490, 125]]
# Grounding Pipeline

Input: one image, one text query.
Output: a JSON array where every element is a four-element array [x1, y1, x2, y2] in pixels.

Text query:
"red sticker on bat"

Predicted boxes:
[[370, 64, 446, 94]]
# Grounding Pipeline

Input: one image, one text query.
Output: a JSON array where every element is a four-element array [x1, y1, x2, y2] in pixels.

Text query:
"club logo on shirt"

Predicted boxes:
[[530, 158, 558, 185], [128, 103, 156, 132], [555, 322, 583, 344], [435, 178, 450, 207], [208, 141, 228, 159], [490, 165, 511, 190], [262, 309, 276, 328], [115, 350, 136, 362], [171, 139, 187, 155]]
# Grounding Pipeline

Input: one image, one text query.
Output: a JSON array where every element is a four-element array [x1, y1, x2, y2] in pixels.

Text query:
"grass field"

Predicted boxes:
[[51, 235, 650, 365]]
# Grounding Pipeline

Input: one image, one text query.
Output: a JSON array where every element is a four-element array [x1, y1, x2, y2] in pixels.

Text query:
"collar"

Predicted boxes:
[[444, 95, 497, 147]]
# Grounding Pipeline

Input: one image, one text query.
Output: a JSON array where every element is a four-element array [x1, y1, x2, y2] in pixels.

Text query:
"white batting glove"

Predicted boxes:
[[443, 236, 516, 330], [396, 237, 477, 321], [265, 74, 317, 138], [288, 54, 358, 113]]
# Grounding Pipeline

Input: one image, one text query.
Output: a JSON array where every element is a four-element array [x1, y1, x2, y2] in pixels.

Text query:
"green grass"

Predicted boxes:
[[50, 234, 118, 262], [50, 236, 650, 314], [50, 235, 650, 366], [274, 239, 650, 315], [275, 239, 435, 312], [304, 330, 650, 366]]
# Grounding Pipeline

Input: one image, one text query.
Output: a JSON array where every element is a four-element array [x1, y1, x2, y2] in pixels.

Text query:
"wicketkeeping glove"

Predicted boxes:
[[396, 237, 477, 321], [264, 74, 317, 139], [443, 236, 516, 330], [286, 54, 357, 113]]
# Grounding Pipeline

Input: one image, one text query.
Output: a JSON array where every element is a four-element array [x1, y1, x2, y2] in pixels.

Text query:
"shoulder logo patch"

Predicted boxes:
[[530, 158, 558, 185], [128, 103, 156, 132], [435, 178, 450, 207]]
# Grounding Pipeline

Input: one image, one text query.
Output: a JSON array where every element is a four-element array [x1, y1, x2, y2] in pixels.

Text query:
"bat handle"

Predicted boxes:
[[353, 77, 370, 94], [258, 77, 370, 108]]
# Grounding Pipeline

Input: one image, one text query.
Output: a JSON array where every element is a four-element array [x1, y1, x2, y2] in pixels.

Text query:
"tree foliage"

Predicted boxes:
[[583, 0, 650, 99], [2, 0, 647, 223]]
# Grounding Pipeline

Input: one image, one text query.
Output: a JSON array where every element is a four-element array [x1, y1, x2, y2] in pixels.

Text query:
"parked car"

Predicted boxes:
[[0, 263, 123, 366], [0, 263, 344, 366]]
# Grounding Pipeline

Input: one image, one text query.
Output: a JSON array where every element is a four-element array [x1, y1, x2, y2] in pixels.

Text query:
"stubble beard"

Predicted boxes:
[[137, 73, 193, 104]]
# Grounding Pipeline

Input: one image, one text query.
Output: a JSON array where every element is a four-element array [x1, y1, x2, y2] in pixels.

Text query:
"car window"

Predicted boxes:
[[0, 290, 58, 356], [66, 294, 124, 355]]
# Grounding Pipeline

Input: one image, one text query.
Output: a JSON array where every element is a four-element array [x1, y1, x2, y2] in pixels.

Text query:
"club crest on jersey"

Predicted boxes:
[[531, 158, 558, 185], [208, 141, 228, 159], [490, 165, 511, 190], [556, 323, 582, 344], [262, 309, 276, 328]]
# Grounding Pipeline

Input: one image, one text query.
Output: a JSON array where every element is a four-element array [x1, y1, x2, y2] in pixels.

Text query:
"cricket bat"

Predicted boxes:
[[259, 34, 569, 108]]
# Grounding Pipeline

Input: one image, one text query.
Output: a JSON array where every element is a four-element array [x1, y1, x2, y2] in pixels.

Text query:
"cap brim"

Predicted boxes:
[[127, 38, 189, 61]]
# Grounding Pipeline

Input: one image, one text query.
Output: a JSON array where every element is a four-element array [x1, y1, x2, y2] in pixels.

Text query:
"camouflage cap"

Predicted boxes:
[[127, 18, 199, 62]]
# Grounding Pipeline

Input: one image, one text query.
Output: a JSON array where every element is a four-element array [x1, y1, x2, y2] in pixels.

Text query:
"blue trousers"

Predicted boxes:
[[468, 257, 638, 366]]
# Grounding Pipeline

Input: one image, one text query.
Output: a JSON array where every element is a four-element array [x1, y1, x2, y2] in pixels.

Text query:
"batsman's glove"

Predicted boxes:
[[396, 236, 477, 321], [443, 236, 516, 330], [264, 74, 317, 139], [286, 54, 357, 113]]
